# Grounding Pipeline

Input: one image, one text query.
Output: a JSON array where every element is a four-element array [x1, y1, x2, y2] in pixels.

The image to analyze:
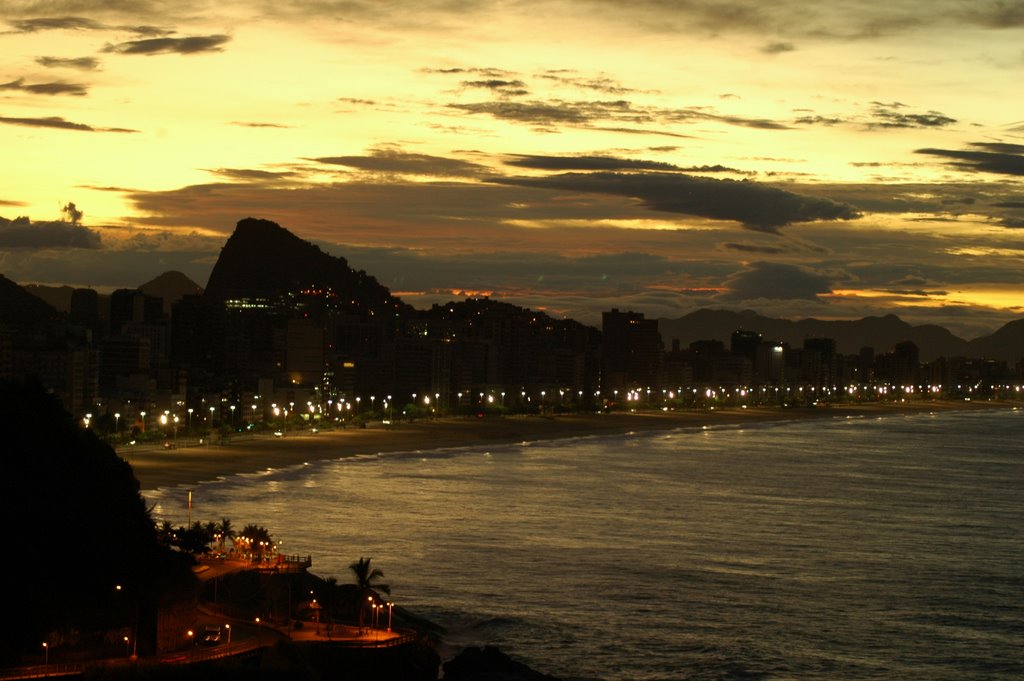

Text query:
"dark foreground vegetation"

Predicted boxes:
[[0, 378, 195, 666]]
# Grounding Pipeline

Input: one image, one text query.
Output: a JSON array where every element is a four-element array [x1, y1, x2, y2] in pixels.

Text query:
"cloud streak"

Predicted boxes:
[[102, 34, 231, 55], [0, 78, 87, 96], [35, 56, 100, 70], [0, 114, 138, 133], [915, 142, 1024, 176], [311, 148, 491, 177], [494, 172, 861, 232]]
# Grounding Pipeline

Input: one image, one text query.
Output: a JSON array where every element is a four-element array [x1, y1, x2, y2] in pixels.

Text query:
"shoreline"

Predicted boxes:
[[129, 399, 1022, 492]]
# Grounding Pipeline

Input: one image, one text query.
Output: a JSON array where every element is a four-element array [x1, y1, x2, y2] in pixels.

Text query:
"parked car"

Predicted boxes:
[[202, 625, 222, 645]]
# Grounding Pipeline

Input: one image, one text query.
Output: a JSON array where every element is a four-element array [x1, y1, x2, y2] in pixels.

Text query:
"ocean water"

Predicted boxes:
[[145, 408, 1024, 680]]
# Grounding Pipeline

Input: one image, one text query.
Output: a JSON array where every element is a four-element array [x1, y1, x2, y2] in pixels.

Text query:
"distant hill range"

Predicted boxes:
[[2, 217, 1022, 364], [0, 273, 58, 327], [659, 309, 1024, 363], [205, 217, 411, 318], [21, 271, 203, 316], [139, 270, 203, 314]]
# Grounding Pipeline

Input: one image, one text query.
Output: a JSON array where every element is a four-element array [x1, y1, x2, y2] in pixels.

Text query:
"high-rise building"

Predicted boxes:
[[601, 309, 664, 394]]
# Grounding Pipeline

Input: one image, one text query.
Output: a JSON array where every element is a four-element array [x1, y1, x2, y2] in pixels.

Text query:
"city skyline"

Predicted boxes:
[[1, 1, 1023, 338]]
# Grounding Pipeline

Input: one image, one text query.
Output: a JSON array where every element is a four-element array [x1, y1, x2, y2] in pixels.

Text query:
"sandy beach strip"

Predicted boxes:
[[127, 400, 1021, 491]]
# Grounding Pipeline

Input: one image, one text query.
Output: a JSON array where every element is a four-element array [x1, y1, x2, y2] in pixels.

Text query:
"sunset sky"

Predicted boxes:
[[1, 1, 1023, 338]]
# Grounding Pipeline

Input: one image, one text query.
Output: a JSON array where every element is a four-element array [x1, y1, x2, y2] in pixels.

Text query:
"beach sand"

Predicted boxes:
[[127, 400, 1021, 491]]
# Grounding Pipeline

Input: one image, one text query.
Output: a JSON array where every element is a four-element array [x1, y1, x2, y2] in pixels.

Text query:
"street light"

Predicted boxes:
[[387, 601, 393, 631], [225, 624, 231, 653], [42, 642, 48, 669], [115, 584, 138, 659], [124, 636, 130, 657]]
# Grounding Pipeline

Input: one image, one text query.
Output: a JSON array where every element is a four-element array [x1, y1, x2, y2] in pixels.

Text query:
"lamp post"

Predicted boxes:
[[225, 624, 231, 653], [255, 617, 262, 648], [387, 601, 393, 631], [114, 412, 121, 440], [124, 636, 130, 657], [115, 584, 139, 659], [42, 642, 48, 671], [187, 407, 193, 430]]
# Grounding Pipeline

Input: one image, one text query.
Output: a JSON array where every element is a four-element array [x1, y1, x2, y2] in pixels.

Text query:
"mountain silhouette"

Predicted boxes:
[[0, 274, 59, 327], [204, 217, 410, 318], [658, 309, 978, 362], [139, 270, 203, 314], [967, 319, 1024, 362]]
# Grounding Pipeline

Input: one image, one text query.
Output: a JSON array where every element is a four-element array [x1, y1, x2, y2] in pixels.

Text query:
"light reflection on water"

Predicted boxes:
[[146, 410, 1024, 681]]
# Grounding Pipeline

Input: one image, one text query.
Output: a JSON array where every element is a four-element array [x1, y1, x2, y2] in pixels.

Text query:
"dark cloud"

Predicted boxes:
[[311, 149, 491, 177], [337, 97, 376, 105], [423, 66, 513, 77], [461, 79, 528, 95], [993, 201, 1024, 208], [0, 78, 87, 96], [683, 164, 756, 175], [0, 199, 27, 207], [915, 142, 1024, 176], [592, 126, 695, 139], [450, 99, 612, 125], [537, 72, 642, 95], [795, 102, 956, 130], [722, 242, 787, 254], [35, 56, 100, 70], [7, 15, 172, 35], [794, 115, 846, 126], [503, 154, 754, 176], [8, 16, 101, 32], [761, 41, 795, 54], [450, 96, 791, 132], [884, 288, 948, 297], [962, 2, 1024, 28], [868, 104, 956, 129], [0, 114, 138, 133], [718, 262, 832, 302], [61, 202, 83, 225], [0, 215, 101, 249], [493, 172, 861, 232], [102, 34, 231, 55], [504, 154, 682, 172], [229, 121, 292, 128], [205, 168, 297, 182]]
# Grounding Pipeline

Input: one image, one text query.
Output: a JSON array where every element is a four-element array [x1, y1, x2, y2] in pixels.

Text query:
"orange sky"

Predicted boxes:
[[1, 1, 1023, 338]]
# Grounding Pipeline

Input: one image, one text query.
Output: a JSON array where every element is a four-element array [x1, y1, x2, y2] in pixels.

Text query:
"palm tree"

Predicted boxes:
[[240, 524, 272, 562], [350, 557, 389, 633], [349, 557, 390, 595], [216, 517, 235, 553]]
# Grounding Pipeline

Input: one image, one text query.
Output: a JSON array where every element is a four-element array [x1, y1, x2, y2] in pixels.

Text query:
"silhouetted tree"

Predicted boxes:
[[216, 517, 235, 552], [349, 557, 390, 595], [0, 379, 196, 663]]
